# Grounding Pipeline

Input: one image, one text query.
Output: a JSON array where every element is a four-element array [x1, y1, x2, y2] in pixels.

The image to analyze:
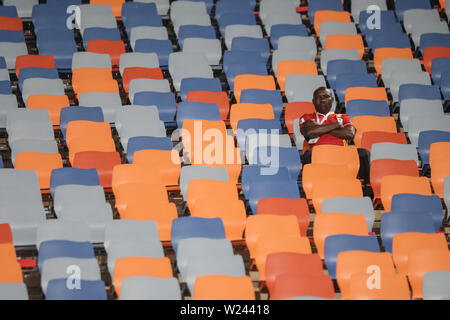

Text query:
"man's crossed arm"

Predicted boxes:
[[300, 120, 355, 141]]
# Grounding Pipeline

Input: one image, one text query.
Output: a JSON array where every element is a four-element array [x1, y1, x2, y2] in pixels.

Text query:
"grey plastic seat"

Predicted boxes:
[[104, 220, 160, 251], [423, 270, 450, 300], [389, 72, 431, 103], [171, 64, 214, 92], [77, 5, 117, 36], [0, 94, 18, 128], [260, 0, 298, 22], [351, 0, 388, 24], [173, 14, 212, 36], [277, 36, 317, 56], [447, 0, 450, 20], [263, 12, 303, 35], [0, 283, 29, 300], [224, 25, 263, 50], [400, 99, 444, 132], [321, 197, 375, 231], [119, 52, 160, 76], [36, 220, 93, 249], [53, 185, 109, 216], [408, 115, 450, 147], [119, 118, 166, 150], [129, 26, 169, 50], [6, 109, 54, 144], [444, 176, 450, 212], [40, 257, 101, 295], [78, 92, 122, 123], [293, 118, 305, 151], [381, 58, 422, 89], [72, 52, 112, 71], [182, 38, 222, 66], [320, 49, 360, 75], [10, 139, 58, 165], [170, 0, 208, 22], [370, 142, 420, 165], [120, 276, 181, 300], [129, 79, 171, 104], [4, 0, 38, 18], [137, 0, 170, 15], [115, 106, 161, 137], [403, 9, 441, 34], [0, 68, 10, 82], [246, 133, 292, 163], [319, 22, 357, 47], [0, 43, 28, 70], [184, 255, 246, 294], [411, 21, 449, 49], [6, 108, 51, 132], [21, 78, 65, 105], [107, 240, 164, 276], [179, 166, 229, 200], [168, 52, 209, 76]]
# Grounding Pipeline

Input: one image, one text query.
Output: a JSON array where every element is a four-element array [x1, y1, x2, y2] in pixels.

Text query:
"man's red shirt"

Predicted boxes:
[[300, 112, 353, 147]]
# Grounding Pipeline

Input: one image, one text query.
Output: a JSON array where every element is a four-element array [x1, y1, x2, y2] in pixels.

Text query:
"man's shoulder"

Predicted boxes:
[[300, 113, 316, 121]]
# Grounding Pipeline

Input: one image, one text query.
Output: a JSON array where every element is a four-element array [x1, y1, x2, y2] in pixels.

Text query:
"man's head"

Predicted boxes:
[[312, 87, 334, 114]]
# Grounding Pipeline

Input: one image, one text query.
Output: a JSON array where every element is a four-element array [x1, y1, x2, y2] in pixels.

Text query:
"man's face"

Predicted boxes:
[[313, 88, 333, 114]]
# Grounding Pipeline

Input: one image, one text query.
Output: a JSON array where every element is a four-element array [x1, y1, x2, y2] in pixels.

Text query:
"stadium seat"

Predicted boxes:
[[194, 275, 255, 300], [423, 271, 450, 300], [186, 91, 230, 120], [322, 197, 375, 231], [347, 273, 411, 300]]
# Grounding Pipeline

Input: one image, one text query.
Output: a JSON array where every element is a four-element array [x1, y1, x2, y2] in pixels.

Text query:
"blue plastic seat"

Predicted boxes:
[[308, 0, 343, 25], [122, 2, 158, 24], [83, 27, 121, 50], [36, 28, 75, 44], [391, 193, 444, 231], [0, 57, 6, 69], [370, 32, 412, 51], [270, 24, 309, 50], [420, 33, 450, 56], [395, 0, 431, 21], [324, 235, 380, 279], [180, 77, 222, 101], [127, 136, 173, 163], [0, 30, 24, 43], [46, 279, 107, 300], [187, 0, 214, 14], [38, 240, 95, 272], [250, 146, 302, 181], [241, 165, 291, 197], [36, 29, 77, 70], [218, 13, 256, 37], [33, 14, 68, 35], [441, 72, 450, 101], [346, 100, 391, 119], [176, 101, 221, 129], [225, 63, 268, 90], [364, 22, 404, 48], [223, 50, 265, 73], [380, 210, 435, 253], [418, 130, 450, 167], [215, 0, 254, 19], [134, 39, 173, 67], [359, 10, 396, 34], [50, 168, 101, 198], [0, 81, 11, 95], [0, 6, 18, 18], [178, 25, 217, 49], [431, 57, 450, 87], [59, 106, 105, 139], [335, 73, 378, 103], [327, 59, 368, 89], [171, 217, 226, 254], [398, 84, 442, 105], [247, 179, 300, 214], [18, 67, 59, 92], [124, 15, 163, 36], [236, 118, 282, 151], [231, 37, 270, 64], [240, 89, 283, 119], [133, 92, 177, 122]]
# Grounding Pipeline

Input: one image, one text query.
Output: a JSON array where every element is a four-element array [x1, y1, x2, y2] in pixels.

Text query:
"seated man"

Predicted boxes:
[[300, 87, 370, 183]]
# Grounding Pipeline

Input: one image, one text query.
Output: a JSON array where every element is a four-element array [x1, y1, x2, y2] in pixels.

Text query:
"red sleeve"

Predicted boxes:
[[300, 113, 315, 127], [340, 114, 352, 126]]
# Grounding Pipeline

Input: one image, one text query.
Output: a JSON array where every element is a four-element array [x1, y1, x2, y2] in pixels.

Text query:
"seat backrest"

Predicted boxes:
[[370, 142, 419, 165], [194, 275, 255, 300], [360, 131, 407, 152], [229, 103, 275, 133], [311, 145, 360, 177], [348, 273, 411, 300], [284, 102, 316, 134], [374, 48, 414, 75], [314, 10, 351, 36], [233, 75, 276, 103], [345, 87, 388, 107], [352, 116, 397, 148]]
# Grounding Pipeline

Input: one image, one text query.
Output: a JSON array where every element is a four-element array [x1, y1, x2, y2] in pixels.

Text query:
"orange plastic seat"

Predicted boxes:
[[72, 68, 118, 97], [112, 164, 164, 196], [352, 116, 397, 148], [90, 0, 125, 16], [27, 95, 70, 126], [254, 236, 311, 281], [133, 149, 181, 186], [69, 139, 117, 165], [187, 91, 230, 120], [194, 275, 255, 300], [284, 102, 316, 135], [270, 273, 335, 300], [392, 233, 449, 275], [429, 142, 450, 169], [72, 151, 121, 188], [370, 159, 419, 199], [14, 152, 63, 189], [15, 55, 56, 78], [245, 215, 301, 259], [0, 224, 13, 244], [347, 273, 411, 300], [336, 251, 396, 299], [314, 10, 351, 36], [233, 75, 276, 103], [430, 142, 450, 197], [0, 17, 23, 31], [360, 131, 407, 152], [265, 253, 323, 294], [313, 213, 368, 259], [114, 182, 169, 214], [373, 48, 413, 75], [186, 179, 239, 210], [345, 87, 389, 107], [277, 60, 318, 91], [407, 249, 450, 299], [0, 244, 23, 283], [380, 175, 432, 212], [302, 163, 355, 199], [311, 145, 360, 178], [229, 103, 275, 133], [325, 34, 365, 59], [120, 202, 177, 242], [311, 178, 363, 215], [122, 67, 164, 94], [87, 40, 126, 67], [257, 198, 310, 237], [113, 257, 173, 298], [423, 46, 450, 74], [439, 0, 446, 8]]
